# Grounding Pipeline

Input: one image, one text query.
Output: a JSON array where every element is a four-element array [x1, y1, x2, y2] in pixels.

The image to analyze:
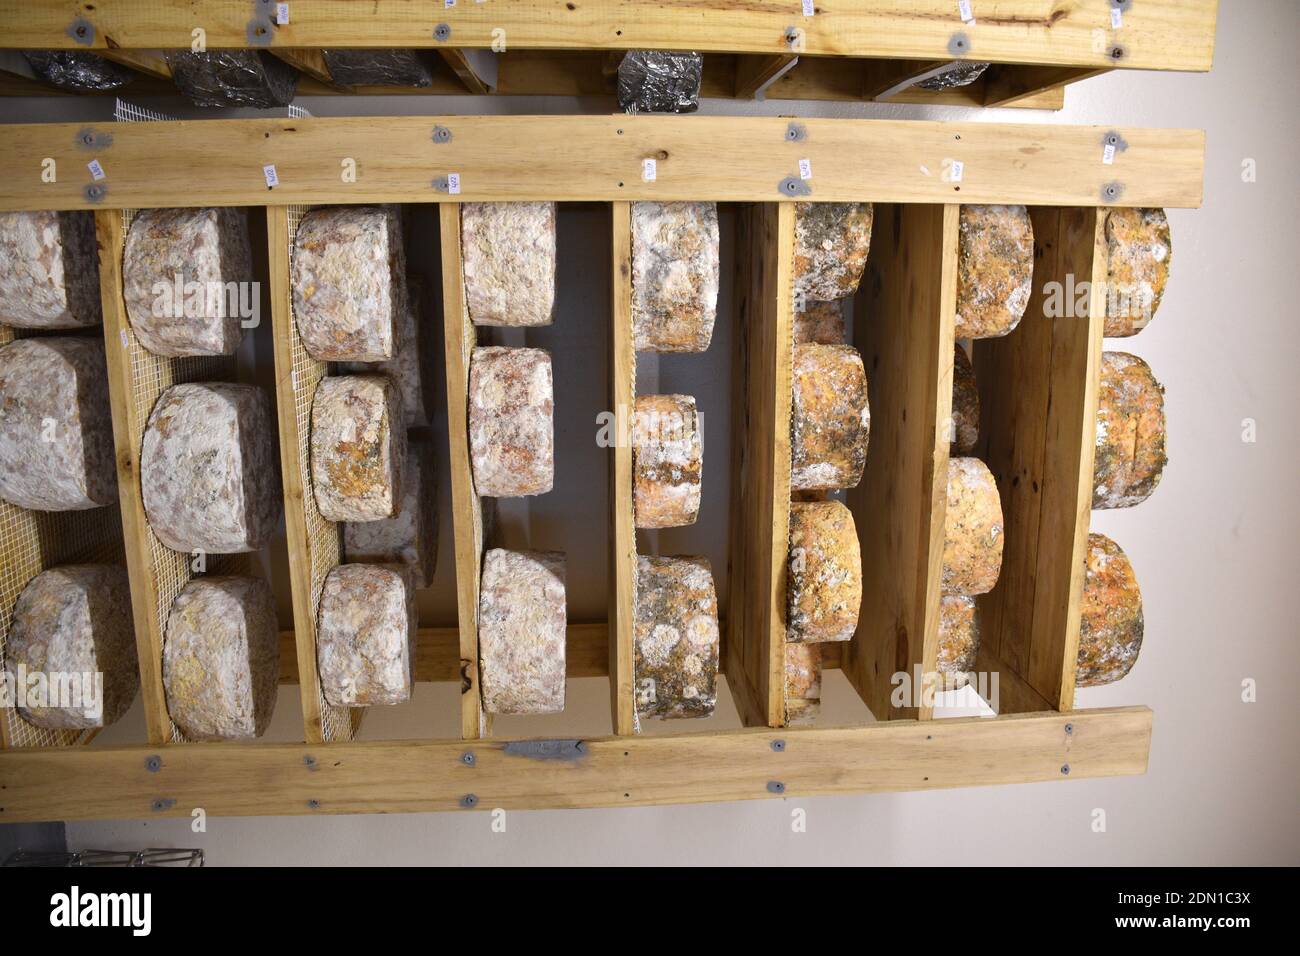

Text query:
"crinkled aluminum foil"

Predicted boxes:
[[321, 49, 433, 87], [23, 51, 134, 93], [167, 50, 298, 108], [617, 51, 702, 114], [914, 61, 990, 91]]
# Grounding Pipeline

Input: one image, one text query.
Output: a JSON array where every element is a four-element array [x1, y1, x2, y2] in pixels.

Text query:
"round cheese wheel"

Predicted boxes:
[[787, 500, 862, 643], [791, 343, 870, 491], [937, 594, 980, 692], [462, 202, 557, 327], [631, 201, 719, 353], [951, 344, 980, 455], [317, 563, 416, 707], [1094, 351, 1167, 509], [478, 549, 567, 716], [310, 374, 406, 522], [0, 210, 100, 329], [1102, 207, 1170, 337], [343, 431, 437, 588], [468, 346, 554, 498], [1076, 533, 1144, 687], [784, 641, 821, 725], [942, 457, 1004, 595], [793, 299, 846, 346], [633, 393, 702, 529], [634, 554, 719, 720], [955, 204, 1033, 339], [793, 202, 873, 302]]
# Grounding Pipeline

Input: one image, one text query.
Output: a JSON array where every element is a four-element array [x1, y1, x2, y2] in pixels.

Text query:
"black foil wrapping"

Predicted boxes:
[[321, 49, 434, 88], [914, 61, 990, 91], [617, 51, 702, 114], [168, 50, 298, 108], [23, 51, 135, 93]]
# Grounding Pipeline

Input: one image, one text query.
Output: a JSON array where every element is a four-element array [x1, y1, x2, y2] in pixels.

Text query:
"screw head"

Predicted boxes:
[[308, 799, 321, 810], [766, 780, 786, 794], [144, 755, 162, 773], [770, 739, 786, 752], [460, 793, 479, 808], [461, 752, 476, 766], [1061, 764, 1071, 775], [435, 23, 452, 41], [1064, 723, 1074, 735]]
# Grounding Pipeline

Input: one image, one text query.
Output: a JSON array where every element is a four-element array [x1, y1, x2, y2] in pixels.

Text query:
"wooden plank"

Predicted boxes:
[[726, 203, 794, 728], [0, 116, 1206, 211], [269, 48, 340, 87], [608, 202, 637, 736], [438, 49, 497, 94], [439, 204, 488, 740], [842, 204, 957, 721], [0, 706, 1153, 821], [0, 1, 1217, 72], [734, 54, 799, 99], [973, 207, 1105, 713], [98, 47, 172, 80], [863, 58, 948, 98], [982, 65, 1107, 108]]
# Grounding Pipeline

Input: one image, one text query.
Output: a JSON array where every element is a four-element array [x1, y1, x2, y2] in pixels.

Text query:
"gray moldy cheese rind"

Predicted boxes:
[[787, 500, 862, 643], [163, 576, 279, 740], [1077, 533, 1144, 687], [937, 594, 980, 692], [8, 565, 136, 730], [951, 344, 980, 455], [461, 202, 557, 327], [343, 432, 437, 588], [793, 299, 846, 346], [123, 207, 253, 358], [784, 641, 822, 725], [310, 374, 406, 522], [317, 563, 416, 707], [1103, 207, 1171, 338], [0, 211, 101, 330], [791, 343, 870, 491], [293, 206, 406, 362], [1094, 351, 1167, 509], [0, 337, 117, 512], [793, 202, 873, 302], [631, 201, 719, 353], [141, 382, 281, 553], [634, 554, 719, 720], [942, 457, 1004, 596], [468, 346, 554, 498], [632, 393, 702, 529], [955, 205, 1033, 339], [478, 549, 567, 716], [340, 279, 434, 429]]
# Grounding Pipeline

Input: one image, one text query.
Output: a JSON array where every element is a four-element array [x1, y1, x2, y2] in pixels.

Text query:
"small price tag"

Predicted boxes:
[[275, 2, 289, 24], [958, 0, 975, 23], [801, 0, 815, 16], [798, 158, 813, 180], [263, 164, 279, 188], [87, 159, 105, 181], [447, 172, 461, 195], [949, 159, 965, 182], [1110, 7, 1123, 28], [642, 158, 657, 182], [1102, 143, 1116, 165]]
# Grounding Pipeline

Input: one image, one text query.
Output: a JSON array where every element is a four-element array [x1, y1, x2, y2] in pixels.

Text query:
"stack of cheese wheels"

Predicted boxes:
[[793, 299, 846, 346], [468, 346, 554, 497], [631, 201, 719, 352], [310, 374, 406, 522], [1102, 208, 1171, 337], [955, 205, 1033, 339], [141, 382, 282, 553], [0, 211, 101, 329], [478, 549, 567, 716], [791, 344, 871, 492], [461, 202, 557, 327], [316, 563, 417, 707], [1094, 352, 1167, 508], [123, 207, 253, 357], [7, 565, 137, 730], [341, 278, 435, 428], [343, 430, 437, 588], [634, 555, 720, 721], [0, 337, 117, 512], [632, 394, 702, 528], [162, 576, 279, 740], [1076, 533, 1144, 686]]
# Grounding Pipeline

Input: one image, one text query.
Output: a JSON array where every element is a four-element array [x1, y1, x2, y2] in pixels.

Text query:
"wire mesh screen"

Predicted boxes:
[[284, 204, 363, 742]]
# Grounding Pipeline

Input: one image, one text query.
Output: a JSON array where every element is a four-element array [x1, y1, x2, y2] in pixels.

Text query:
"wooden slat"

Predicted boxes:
[[0, 1, 1217, 72], [734, 54, 799, 99], [0, 116, 1206, 211], [438, 48, 497, 94], [269, 48, 339, 87], [982, 65, 1108, 108], [726, 203, 794, 728], [608, 202, 637, 736], [863, 58, 947, 98], [439, 204, 488, 740], [97, 47, 172, 80], [0, 706, 1153, 821], [842, 204, 958, 721], [973, 207, 1105, 713]]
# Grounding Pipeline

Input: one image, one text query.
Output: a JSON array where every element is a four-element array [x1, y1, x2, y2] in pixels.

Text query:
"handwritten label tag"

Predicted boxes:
[[949, 159, 965, 182], [958, 0, 975, 23], [275, 2, 289, 24], [642, 158, 657, 182], [445, 0, 457, 7], [1110, 7, 1123, 28], [263, 164, 279, 188], [87, 159, 105, 181], [1102, 143, 1116, 165], [798, 158, 813, 180], [801, 0, 815, 16], [119, 329, 129, 348]]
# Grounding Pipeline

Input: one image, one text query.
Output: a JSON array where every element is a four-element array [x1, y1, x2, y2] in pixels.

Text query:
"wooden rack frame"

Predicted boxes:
[[0, 114, 1201, 821]]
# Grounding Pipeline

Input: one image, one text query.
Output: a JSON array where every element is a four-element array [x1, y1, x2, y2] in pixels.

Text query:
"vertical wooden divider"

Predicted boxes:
[[842, 203, 958, 722], [608, 202, 637, 736], [726, 202, 795, 728], [438, 204, 489, 740], [973, 206, 1105, 714]]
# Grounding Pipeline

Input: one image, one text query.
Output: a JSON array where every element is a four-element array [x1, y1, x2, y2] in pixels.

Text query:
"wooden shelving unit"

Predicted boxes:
[[0, 113, 1203, 820]]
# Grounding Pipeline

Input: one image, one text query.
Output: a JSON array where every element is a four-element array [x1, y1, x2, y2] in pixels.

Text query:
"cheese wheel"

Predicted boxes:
[[142, 382, 281, 552], [478, 549, 567, 716], [1103, 208, 1171, 337], [794, 202, 873, 302], [469, 346, 554, 497], [317, 564, 416, 707], [310, 374, 406, 522], [634, 555, 719, 720], [1077, 533, 1144, 687], [942, 457, 1004, 595], [293, 206, 405, 361], [633, 394, 702, 529], [791, 343, 870, 491], [955, 205, 1033, 339], [343, 432, 437, 588], [461, 202, 557, 327], [784, 641, 822, 725], [793, 299, 846, 345], [0, 211, 100, 329], [1094, 351, 1167, 509], [787, 500, 862, 643], [340, 279, 433, 428], [0, 337, 117, 512], [937, 594, 980, 691], [168, 50, 298, 109], [8, 565, 136, 730], [951, 344, 980, 455], [123, 207, 253, 357], [163, 576, 279, 740], [631, 201, 719, 352]]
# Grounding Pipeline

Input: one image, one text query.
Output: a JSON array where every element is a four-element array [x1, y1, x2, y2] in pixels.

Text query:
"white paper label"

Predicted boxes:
[[801, 0, 815, 16], [949, 159, 965, 182], [447, 172, 461, 195], [119, 329, 129, 348], [642, 158, 657, 182], [1110, 7, 1123, 28], [275, 2, 289, 24], [445, 0, 456, 7], [958, 0, 974, 22], [798, 158, 813, 180], [87, 159, 105, 181], [263, 164, 279, 188], [1102, 143, 1116, 165]]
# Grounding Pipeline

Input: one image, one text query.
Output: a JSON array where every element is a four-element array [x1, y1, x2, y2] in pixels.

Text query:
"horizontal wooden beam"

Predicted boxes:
[[0, 116, 1204, 210], [0, 706, 1152, 820], [0, 1, 1217, 72]]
